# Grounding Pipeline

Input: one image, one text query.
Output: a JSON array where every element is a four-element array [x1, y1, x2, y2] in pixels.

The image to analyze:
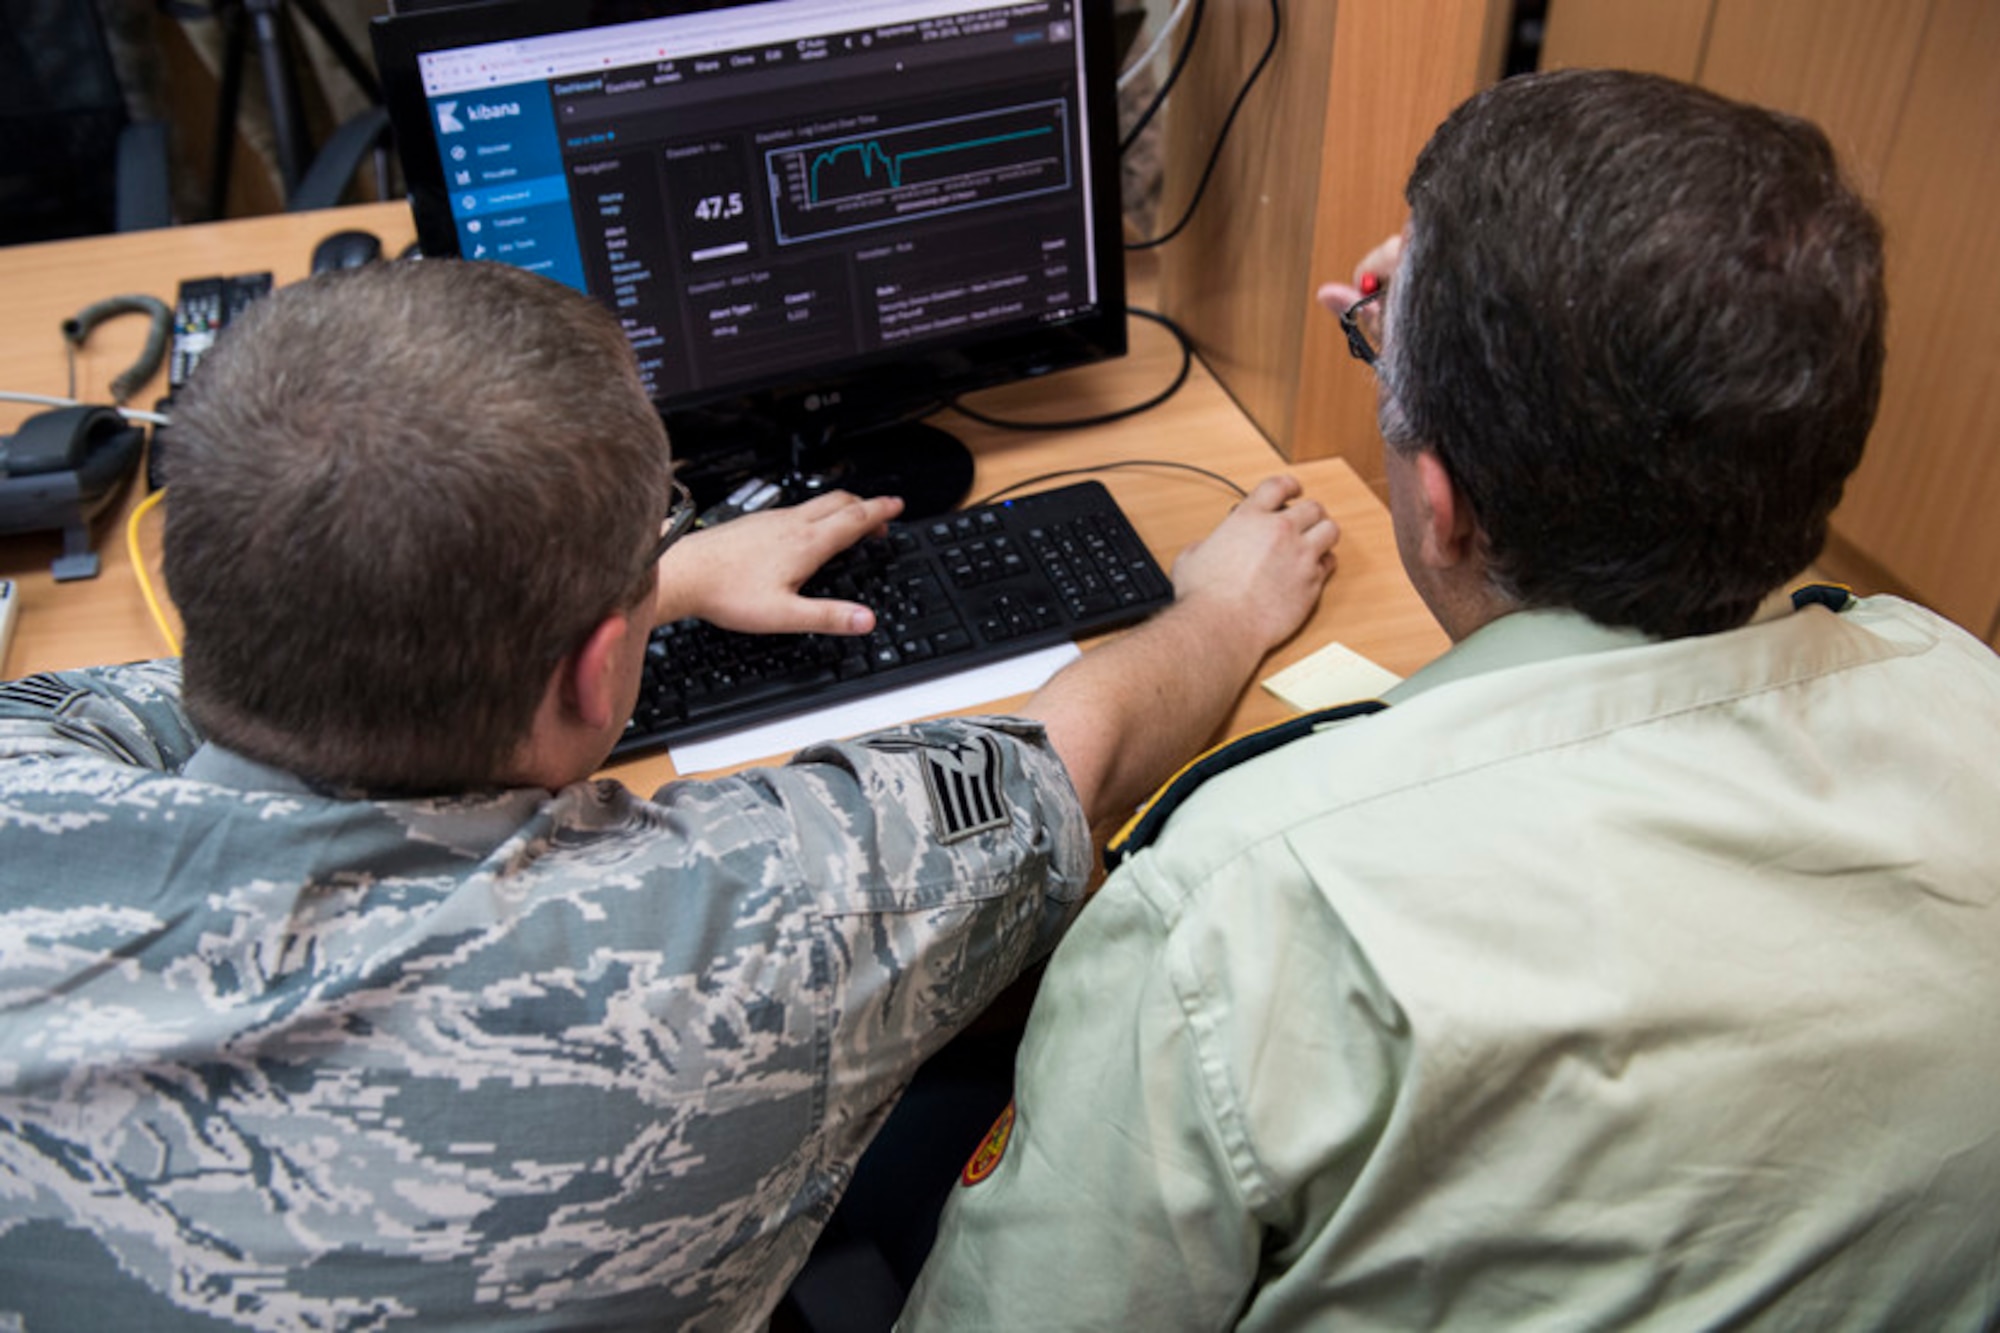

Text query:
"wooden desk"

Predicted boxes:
[[0, 202, 1449, 790]]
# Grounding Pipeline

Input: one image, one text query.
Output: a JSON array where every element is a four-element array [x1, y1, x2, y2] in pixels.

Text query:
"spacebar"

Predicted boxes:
[[684, 665, 842, 723]]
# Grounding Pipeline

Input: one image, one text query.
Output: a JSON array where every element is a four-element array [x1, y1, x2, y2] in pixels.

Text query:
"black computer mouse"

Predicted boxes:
[[311, 229, 384, 274]]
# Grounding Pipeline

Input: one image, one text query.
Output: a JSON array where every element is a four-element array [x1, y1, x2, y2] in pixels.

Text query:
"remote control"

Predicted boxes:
[[0, 578, 19, 676], [168, 272, 273, 392], [167, 277, 224, 392], [154, 272, 275, 490]]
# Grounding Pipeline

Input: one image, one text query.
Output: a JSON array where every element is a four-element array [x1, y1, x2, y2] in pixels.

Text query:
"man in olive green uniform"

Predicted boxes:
[[903, 70, 2000, 1329]]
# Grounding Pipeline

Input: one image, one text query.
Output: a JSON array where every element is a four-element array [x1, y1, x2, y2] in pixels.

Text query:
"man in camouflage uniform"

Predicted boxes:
[[0, 260, 1338, 1329]]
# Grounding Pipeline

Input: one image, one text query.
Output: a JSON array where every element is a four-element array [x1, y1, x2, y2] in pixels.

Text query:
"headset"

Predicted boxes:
[[0, 297, 165, 580], [0, 404, 147, 581]]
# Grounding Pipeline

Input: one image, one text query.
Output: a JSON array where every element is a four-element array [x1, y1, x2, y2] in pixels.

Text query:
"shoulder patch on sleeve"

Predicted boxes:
[[960, 1100, 1015, 1186], [0, 674, 83, 713], [1104, 700, 1388, 871], [919, 733, 1012, 843]]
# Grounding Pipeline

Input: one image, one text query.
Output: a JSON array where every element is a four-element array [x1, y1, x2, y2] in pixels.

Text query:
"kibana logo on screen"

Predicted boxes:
[[436, 98, 523, 135]]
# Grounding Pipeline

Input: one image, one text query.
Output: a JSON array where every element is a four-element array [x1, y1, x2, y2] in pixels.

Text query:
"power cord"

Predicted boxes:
[[948, 307, 1193, 431], [1119, 0, 1206, 155], [1117, 0, 1198, 91], [970, 459, 1247, 508], [0, 390, 170, 426], [1127, 0, 1282, 252]]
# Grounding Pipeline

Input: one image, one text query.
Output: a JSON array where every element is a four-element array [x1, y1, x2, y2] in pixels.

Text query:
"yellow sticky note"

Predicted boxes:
[[1261, 641, 1403, 712]]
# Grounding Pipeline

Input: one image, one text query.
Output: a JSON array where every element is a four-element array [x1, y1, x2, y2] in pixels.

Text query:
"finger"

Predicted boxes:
[[1245, 475, 1302, 511], [783, 489, 888, 523], [807, 492, 904, 537], [757, 595, 875, 637], [1282, 498, 1329, 532], [1317, 281, 1360, 313], [787, 495, 903, 560], [1323, 234, 1405, 309], [803, 598, 877, 636], [1358, 233, 1404, 285], [852, 494, 905, 534], [788, 487, 864, 514], [784, 489, 868, 527]]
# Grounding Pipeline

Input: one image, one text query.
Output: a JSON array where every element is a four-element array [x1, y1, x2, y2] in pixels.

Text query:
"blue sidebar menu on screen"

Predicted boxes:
[[429, 84, 589, 292]]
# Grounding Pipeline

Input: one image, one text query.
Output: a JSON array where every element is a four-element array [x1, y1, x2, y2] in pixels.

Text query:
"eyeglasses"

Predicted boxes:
[[1339, 288, 1386, 367], [647, 477, 698, 566]]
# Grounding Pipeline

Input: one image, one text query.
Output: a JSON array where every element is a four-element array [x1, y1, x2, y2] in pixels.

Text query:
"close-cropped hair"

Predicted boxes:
[[163, 259, 672, 790], [1383, 68, 1886, 639]]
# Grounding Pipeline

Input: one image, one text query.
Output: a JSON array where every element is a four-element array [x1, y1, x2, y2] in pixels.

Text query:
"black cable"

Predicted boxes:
[[970, 459, 1248, 509], [61, 295, 174, 405], [948, 307, 1193, 432], [1127, 0, 1282, 252], [1119, 0, 1206, 156]]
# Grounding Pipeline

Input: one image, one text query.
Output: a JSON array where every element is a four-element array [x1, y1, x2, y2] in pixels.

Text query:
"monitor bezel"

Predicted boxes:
[[372, 0, 1129, 486]]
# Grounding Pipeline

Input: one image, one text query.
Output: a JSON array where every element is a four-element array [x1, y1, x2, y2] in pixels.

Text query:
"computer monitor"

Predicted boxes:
[[372, 0, 1126, 516]]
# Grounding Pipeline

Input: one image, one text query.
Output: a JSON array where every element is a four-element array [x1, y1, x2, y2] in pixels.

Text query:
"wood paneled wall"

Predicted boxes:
[[1151, 0, 1510, 490], [1544, 0, 2000, 643]]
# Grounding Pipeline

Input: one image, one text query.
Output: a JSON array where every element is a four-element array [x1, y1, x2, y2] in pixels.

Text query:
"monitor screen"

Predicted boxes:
[[373, 0, 1126, 514]]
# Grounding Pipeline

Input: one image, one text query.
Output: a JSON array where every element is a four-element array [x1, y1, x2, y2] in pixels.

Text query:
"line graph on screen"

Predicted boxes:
[[767, 101, 1071, 244]]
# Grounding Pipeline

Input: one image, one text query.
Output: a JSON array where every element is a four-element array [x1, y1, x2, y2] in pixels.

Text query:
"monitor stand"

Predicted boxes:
[[789, 420, 975, 520], [671, 414, 976, 522]]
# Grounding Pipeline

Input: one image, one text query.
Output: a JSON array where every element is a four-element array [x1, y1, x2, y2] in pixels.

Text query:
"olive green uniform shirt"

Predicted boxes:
[[904, 594, 2000, 1330]]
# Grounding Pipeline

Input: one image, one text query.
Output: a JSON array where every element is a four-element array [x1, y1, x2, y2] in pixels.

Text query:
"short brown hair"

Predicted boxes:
[[163, 260, 671, 789]]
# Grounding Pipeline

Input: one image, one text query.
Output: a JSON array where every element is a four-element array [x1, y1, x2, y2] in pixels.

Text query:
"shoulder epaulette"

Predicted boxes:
[[1104, 700, 1388, 871], [1790, 583, 1855, 613]]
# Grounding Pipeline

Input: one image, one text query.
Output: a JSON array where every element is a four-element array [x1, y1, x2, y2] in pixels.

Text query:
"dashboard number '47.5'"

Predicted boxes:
[[694, 192, 745, 222]]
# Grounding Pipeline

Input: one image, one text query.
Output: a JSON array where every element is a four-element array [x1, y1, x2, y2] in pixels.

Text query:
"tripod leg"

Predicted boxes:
[[209, 3, 247, 220], [286, 0, 383, 104], [246, 0, 309, 195]]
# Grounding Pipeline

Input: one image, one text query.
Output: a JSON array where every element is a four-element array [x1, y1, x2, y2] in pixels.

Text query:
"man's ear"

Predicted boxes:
[[1413, 449, 1479, 570], [562, 612, 635, 731], [506, 611, 637, 790]]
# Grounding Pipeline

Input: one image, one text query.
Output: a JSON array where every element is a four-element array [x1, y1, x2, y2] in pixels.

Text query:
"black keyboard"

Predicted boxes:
[[616, 480, 1173, 756]]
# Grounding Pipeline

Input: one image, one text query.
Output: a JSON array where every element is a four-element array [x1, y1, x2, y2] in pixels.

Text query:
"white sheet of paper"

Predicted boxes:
[[669, 642, 1081, 773], [1260, 641, 1403, 712]]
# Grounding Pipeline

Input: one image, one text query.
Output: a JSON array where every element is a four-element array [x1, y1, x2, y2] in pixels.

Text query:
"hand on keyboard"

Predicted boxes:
[[653, 490, 905, 637], [617, 481, 1176, 756]]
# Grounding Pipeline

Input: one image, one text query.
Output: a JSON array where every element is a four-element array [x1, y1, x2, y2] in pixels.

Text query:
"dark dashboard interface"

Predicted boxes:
[[396, 0, 1105, 411]]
